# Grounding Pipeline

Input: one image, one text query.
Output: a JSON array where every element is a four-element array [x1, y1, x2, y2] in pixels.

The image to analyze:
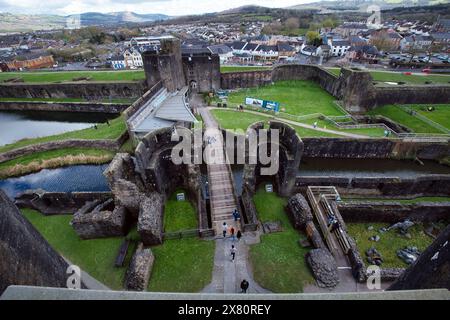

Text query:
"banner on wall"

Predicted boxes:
[[245, 97, 280, 112]]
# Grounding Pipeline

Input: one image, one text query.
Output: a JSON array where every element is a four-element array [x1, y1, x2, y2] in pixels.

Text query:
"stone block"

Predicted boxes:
[[125, 243, 155, 291]]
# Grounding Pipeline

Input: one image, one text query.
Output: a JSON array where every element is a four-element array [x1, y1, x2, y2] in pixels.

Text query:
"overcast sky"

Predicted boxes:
[[0, 0, 323, 16]]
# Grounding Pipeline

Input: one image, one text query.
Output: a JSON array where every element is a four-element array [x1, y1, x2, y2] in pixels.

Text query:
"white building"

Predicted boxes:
[[123, 49, 143, 69], [327, 39, 351, 57]]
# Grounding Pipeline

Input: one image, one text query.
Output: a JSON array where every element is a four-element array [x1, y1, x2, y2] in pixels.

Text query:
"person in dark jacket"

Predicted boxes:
[[240, 279, 249, 293]]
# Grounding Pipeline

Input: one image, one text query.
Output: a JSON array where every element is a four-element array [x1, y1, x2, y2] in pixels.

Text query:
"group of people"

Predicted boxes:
[[222, 222, 242, 242], [221, 209, 249, 294]]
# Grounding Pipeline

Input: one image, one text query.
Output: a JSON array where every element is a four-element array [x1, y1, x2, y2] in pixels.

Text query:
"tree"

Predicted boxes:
[[306, 31, 320, 45], [285, 17, 300, 32]]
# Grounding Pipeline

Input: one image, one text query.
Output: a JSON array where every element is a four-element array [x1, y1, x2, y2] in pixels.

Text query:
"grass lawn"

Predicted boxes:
[[227, 80, 344, 116], [249, 187, 314, 293], [0, 70, 145, 83], [220, 66, 271, 73], [147, 238, 215, 292], [210, 108, 382, 138], [164, 189, 198, 232], [367, 105, 446, 133], [22, 209, 133, 290], [347, 222, 438, 268], [0, 115, 126, 153], [410, 105, 450, 130], [0, 97, 136, 104]]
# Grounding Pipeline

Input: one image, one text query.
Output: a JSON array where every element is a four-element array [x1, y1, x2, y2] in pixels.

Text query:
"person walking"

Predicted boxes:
[[232, 209, 240, 222], [236, 230, 242, 242], [222, 222, 228, 238], [230, 227, 235, 241], [240, 279, 249, 293], [230, 245, 236, 261]]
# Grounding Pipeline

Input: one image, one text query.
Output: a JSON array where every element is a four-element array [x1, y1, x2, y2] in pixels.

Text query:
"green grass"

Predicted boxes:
[[347, 222, 438, 268], [299, 117, 388, 137], [22, 209, 132, 290], [163, 189, 198, 232], [210, 109, 384, 138], [0, 115, 126, 153], [367, 105, 446, 134], [343, 196, 450, 204], [147, 238, 215, 292], [249, 187, 314, 293], [0, 97, 136, 104], [0, 70, 145, 83], [278, 28, 309, 36], [411, 105, 450, 130], [220, 66, 271, 73], [228, 80, 344, 116]]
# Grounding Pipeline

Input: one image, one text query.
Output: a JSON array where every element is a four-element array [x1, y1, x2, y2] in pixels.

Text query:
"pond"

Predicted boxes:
[[0, 164, 110, 199], [0, 110, 118, 146]]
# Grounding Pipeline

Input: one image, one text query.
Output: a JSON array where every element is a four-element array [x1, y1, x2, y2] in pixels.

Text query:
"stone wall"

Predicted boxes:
[[338, 200, 450, 223], [295, 175, 450, 197], [125, 243, 155, 291], [372, 85, 450, 110], [388, 224, 450, 290], [182, 54, 221, 93], [15, 191, 113, 215], [138, 193, 164, 246], [0, 101, 128, 114], [72, 199, 128, 239], [143, 39, 185, 92], [0, 131, 129, 164], [302, 138, 450, 160], [0, 190, 70, 294], [220, 64, 450, 113], [0, 81, 145, 100]]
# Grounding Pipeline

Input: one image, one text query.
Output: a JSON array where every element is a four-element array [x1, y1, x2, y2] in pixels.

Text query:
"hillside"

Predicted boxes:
[[0, 11, 169, 33]]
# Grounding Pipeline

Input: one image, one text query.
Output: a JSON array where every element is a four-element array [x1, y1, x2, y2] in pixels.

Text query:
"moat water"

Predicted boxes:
[[298, 158, 450, 178], [0, 164, 110, 199], [230, 158, 449, 195], [0, 110, 117, 146]]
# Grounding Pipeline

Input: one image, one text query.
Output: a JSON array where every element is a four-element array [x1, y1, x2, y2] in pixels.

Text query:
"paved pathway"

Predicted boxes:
[[210, 107, 370, 139], [202, 232, 270, 294], [194, 96, 270, 294]]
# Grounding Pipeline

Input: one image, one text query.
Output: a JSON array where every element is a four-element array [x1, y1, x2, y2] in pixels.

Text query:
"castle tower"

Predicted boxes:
[[142, 37, 186, 92]]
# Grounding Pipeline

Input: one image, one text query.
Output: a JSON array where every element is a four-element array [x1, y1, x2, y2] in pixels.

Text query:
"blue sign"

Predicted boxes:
[[245, 97, 280, 112]]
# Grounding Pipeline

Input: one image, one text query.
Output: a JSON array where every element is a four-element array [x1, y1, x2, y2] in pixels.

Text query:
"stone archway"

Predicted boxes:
[[190, 80, 198, 92]]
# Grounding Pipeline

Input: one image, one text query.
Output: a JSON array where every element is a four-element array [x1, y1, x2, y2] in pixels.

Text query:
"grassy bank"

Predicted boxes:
[[249, 187, 314, 293], [22, 209, 132, 290], [0, 70, 145, 83], [0, 148, 115, 179], [0, 115, 126, 154], [367, 105, 449, 134], [347, 222, 438, 268], [227, 80, 343, 116], [210, 108, 386, 138]]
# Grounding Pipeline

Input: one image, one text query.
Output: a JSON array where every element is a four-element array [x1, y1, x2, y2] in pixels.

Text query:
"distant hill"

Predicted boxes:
[[0, 11, 169, 33], [289, 0, 450, 12]]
